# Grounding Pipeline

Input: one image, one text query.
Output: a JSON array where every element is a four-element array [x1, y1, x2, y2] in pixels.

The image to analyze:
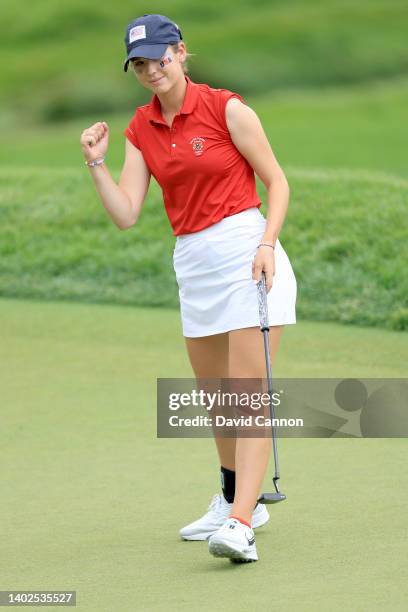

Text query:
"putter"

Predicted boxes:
[[256, 271, 286, 504]]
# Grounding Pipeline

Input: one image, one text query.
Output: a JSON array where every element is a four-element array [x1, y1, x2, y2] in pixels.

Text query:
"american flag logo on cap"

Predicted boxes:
[[129, 25, 146, 43]]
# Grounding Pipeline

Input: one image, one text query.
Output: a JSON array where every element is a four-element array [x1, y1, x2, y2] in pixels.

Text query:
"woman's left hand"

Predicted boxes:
[[252, 244, 276, 293]]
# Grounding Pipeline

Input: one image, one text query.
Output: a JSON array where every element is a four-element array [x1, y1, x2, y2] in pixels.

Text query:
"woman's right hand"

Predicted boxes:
[[80, 121, 109, 162]]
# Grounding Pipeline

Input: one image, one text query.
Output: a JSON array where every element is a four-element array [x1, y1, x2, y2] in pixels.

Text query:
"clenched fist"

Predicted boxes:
[[80, 121, 109, 162]]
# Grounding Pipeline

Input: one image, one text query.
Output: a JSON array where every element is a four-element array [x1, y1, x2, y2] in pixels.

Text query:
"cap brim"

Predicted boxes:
[[123, 43, 169, 71]]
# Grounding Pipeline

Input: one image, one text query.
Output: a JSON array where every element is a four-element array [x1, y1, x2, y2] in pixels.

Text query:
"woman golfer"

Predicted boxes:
[[80, 14, 297, 564]]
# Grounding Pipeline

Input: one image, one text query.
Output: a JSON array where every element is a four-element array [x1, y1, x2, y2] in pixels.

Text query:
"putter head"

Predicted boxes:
[[257, 492, 286, 504]]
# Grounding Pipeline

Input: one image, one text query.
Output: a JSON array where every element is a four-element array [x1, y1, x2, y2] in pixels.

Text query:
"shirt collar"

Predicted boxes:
[[148, 75, 199, 126]]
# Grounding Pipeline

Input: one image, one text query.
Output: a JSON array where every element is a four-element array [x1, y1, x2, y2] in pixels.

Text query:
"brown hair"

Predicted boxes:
[[170, 42, 196, 75]]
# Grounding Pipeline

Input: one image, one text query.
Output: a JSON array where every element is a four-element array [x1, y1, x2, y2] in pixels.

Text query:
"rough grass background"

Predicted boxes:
[[1, 0, 407, 331], [1, 166, 407, 330], [1, 0, 408, 122]]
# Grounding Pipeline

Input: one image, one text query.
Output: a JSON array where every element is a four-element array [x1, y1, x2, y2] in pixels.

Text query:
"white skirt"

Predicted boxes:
[[173, 207, 297, 337]]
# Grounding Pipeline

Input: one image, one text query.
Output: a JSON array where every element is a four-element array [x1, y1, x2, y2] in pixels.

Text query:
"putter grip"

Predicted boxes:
[[257, 271, 269, 330]]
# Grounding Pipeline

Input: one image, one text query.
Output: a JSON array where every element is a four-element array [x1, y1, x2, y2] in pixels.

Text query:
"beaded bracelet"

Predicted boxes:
[[85, 157, 105, 167], [257, 243, 275, 250]]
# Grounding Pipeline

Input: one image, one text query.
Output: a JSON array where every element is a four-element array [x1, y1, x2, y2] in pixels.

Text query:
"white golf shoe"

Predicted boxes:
[[208, 517, 258, 562], [179, 493, 269, 541]]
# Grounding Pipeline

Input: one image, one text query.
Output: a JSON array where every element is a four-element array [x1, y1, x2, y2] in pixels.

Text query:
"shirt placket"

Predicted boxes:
[[169, 117, 179, 159]]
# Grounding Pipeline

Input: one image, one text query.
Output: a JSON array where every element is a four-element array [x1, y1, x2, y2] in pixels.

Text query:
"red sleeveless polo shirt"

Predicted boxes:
[[124, 75, 262, 236]]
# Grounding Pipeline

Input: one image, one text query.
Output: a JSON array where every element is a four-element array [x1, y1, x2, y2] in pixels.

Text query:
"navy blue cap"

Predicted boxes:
[[124, 14, 183, 72]]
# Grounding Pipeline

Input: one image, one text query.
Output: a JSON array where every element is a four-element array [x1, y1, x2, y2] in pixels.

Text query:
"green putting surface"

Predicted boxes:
[[0, 298, 407, 610]]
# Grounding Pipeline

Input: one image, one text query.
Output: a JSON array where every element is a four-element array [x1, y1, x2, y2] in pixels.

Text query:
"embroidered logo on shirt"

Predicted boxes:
[[190, 137, 206, 157], [129, 25, 146, 43]]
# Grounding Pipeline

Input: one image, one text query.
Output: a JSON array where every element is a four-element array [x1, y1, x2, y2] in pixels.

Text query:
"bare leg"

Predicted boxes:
[[228, 325, 283, 523], [184, 333, 235, 470]]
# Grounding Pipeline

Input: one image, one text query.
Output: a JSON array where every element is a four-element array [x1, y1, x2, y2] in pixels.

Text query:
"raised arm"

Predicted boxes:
[[80, 121, 151, 230]]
